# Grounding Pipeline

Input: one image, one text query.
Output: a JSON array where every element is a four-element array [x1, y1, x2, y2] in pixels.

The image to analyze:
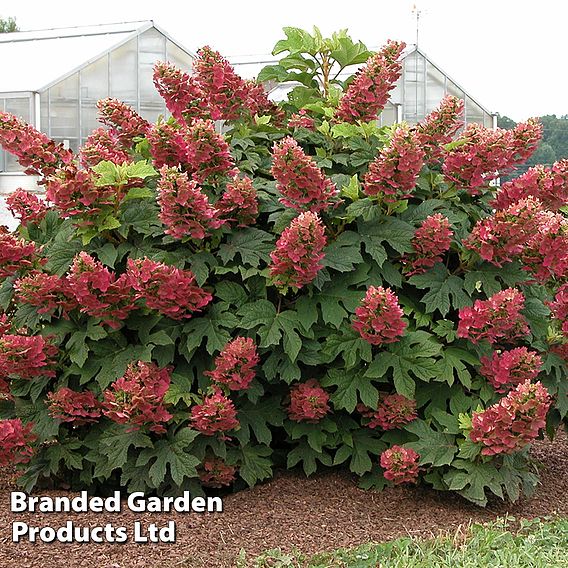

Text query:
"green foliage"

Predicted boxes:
[[244, 518, 568, 568]]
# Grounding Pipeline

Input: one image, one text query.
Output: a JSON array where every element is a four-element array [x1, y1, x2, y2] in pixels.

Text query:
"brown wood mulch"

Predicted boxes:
[[0, 431, 567, 568]]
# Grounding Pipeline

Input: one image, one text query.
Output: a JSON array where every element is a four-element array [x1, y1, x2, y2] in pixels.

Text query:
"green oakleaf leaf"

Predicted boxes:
[[287, 440, 332, 476], [404, 419, 457, 467], [234, 397, 285, 446], [218, 228, 274, 267], [366, 331, 441, 398], [443, 459, 504, 507], [323, 328, 372, 369], [323, 231, 363, 272], [321, 368, 378, 412], [409, 265, 471, 317], [334, 428, 386, 475], [183, 303, 239, 356], [136, 429, 200, 487], [239, 445, 273, 486]]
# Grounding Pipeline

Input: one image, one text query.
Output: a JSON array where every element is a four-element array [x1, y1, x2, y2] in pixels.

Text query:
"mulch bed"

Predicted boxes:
[[1, 431, 567, 568]]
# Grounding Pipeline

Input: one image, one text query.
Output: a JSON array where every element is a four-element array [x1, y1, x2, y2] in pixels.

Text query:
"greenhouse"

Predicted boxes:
[[0, 21, 194, 186]]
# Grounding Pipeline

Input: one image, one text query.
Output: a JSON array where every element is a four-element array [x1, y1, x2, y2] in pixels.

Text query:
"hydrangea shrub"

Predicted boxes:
[[0, 27, 566, 506]]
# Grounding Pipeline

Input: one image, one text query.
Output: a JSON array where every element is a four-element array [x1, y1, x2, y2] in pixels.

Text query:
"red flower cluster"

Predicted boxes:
[[190, 387, 239, 436], [80, 128, 131, 168], [480, 348, 542, 393], [405, 214, 453, 275], [204, 337, 259, 390], [0, 334, 58, 379], [493, 159, 568, 211], [102, 361, 173, 433], [271, 137, 338, 212], [470, 380, 551, 456], [153, 62, 207, 124], [549, 283, 568, 334], [46, 165, 117, 217], [287, 110, 315, 130], [154, 54, 283, 125], [287, 379, 330, 423], [443, 119, 542, 194], [67, 252, 135, 328], [336, 40, 405, 123], [464, 197, 541, 267], [216, 176, 259, 227], [192, 46, 252, 121], [380, 445, 420, 485], [363, 125, 425, 202], [126, 258, 212, 320], [147, 122, 189, 168], [415, 95, 464, 161], [47, 387, 101, 425], [198, 457, 237, 488], [457, 288, 529, 345], [96, 98, 150, 147], [358, 394, 417, 430], [0, 112, 73, 179], [243, 80, 285, 124], [14, 271, 77, 317], [0, 231, 37, 278], [352, 286, 406, 345], [0, 419, 36, 466], [269, 211, 327, 289], [181, 119, 237, 184], [520, 209, 568, 283], [6, 189, 48, 225], [157, 166, 224, 239]]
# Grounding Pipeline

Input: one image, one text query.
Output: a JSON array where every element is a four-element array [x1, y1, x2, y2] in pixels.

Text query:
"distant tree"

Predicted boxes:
[[496, 114, 517, 130], [0, 17, 18, 33]]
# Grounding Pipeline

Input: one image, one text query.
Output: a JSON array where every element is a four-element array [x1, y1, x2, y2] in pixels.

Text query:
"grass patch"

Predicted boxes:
[[237, 517, 568, 567]]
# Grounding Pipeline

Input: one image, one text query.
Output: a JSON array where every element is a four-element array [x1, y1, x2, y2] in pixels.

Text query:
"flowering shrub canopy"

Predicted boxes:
[[0, 27, 565, 507]]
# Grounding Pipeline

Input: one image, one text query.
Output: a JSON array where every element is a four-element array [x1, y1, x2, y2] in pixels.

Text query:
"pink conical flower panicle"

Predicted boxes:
[[157, 166, 224, 239], [405, 213, 453, 275], [352, 286, 406, 345], [102, 361, 173, 433], [470, 380, 551, 455], [336, 40, 405, 123], [204, 337, 260, 390], [271, 137, 338, 212], [363, 125, 425, 202], [269, 211, 327, 289], [380, 445, 420, 485], [287, 379, 330, 423], [0, 112, 73, 179], [415, 95, 464, 161], [457, 288, 529, 345], [480, 348, 542, 393]]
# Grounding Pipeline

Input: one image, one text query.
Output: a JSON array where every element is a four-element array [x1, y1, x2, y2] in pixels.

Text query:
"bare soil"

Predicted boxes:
[[1, 432, 567, 568]]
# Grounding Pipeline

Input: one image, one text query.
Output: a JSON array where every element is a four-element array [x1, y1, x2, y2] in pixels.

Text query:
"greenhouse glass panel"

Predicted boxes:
[[465, 96, 485, 125], [110, 38, 137, 108], [49, 73, 79, 151], [80, 55, 109, 142], [1, 96, 31, 171], [166, 39, 193, 74], [403, 52, 426, 123], [426, 62, 446, 114], [378, 102, 397, 126], [140, 28, 166, 122]]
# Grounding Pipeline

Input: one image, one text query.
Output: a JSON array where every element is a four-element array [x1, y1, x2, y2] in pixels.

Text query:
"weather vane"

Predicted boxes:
[[412, 3, 421, 47]]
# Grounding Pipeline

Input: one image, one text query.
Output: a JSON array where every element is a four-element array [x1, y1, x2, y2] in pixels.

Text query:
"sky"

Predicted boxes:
[[2, 0, 567, 121]]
